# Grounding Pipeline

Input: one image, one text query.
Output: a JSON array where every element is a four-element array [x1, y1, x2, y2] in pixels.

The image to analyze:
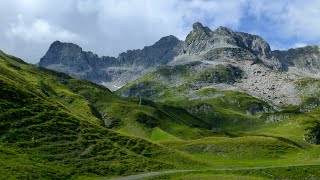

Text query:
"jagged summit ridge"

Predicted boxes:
[[214, 26, 235, 36], [39, 22, 320, 92], [180, 22, 280, 69], [184, 22, 271, 53], [192, 22, 212, 35]]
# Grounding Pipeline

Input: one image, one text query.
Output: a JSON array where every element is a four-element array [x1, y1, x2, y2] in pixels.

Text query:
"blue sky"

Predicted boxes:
[[1, 0, 320, 63]]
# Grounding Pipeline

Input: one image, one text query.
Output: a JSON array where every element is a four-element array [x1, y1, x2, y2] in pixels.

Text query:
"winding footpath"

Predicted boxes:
[[105, 164, 320, 180]]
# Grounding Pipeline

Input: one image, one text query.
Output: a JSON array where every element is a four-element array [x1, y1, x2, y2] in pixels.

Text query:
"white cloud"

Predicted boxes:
[[93, 0, 247, 36], [6, 15, 79, 43], [0, 0, 249, 63], [178, 0, 247, 28], [248, 0, 320, 40], [293, 42, 308, 48], [282, 1, 320, 40], [1, 0, 320, 63], [72, 0, 247, 56]]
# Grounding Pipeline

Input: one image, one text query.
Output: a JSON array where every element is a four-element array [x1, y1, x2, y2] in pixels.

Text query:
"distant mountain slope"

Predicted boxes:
[[39, 35, 181, 90], [38, 23, 320, 106], [273, 45, 320, 74], [114, 23, 320, 106]]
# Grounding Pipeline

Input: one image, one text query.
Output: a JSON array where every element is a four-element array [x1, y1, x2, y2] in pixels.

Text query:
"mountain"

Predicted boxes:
[[2, 49, 320, 179], [113, 23, 320, 107], [116, 23, 320, 144], [39, 22, 320, 97], [39, 35, 181, 90], [9, 22, 320, 178], [37, 22, 320, 141]]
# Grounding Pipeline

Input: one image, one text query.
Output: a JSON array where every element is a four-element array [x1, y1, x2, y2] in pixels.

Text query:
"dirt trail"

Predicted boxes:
[[105, 164, 320, 180]]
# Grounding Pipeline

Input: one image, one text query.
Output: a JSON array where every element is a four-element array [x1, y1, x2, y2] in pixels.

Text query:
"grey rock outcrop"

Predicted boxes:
[[273, 46, 320, 74], [117, 35, 181, 68], [39, 41, 116, 82]]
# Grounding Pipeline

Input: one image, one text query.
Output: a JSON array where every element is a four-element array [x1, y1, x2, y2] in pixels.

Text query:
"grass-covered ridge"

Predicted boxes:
[[0, 50, 208, 178]]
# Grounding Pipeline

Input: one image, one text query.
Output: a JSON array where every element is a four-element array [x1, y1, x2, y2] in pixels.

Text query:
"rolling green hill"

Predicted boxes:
[[0, 50, 210, 179]]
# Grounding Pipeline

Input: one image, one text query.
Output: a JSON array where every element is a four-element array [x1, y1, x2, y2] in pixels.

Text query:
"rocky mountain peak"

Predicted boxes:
[[50, 40, 62, 47], [214, 26, 235, 36], [152, 35, 180, 48], [183, 22, 213, 53], [191, 22, 212, 35], [49, 41, 83, 53], [39, 41, 86, 68], [192, 22, 204, 30], [180, 22, 281, 69]]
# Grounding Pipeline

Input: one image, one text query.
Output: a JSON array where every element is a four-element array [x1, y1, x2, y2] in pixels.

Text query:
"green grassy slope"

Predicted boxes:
[[0, 50, 208, 178], [117, 63, 271, 131]]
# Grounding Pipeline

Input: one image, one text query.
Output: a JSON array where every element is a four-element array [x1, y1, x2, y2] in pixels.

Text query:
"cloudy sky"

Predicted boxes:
[[1, 0, 320, 63]]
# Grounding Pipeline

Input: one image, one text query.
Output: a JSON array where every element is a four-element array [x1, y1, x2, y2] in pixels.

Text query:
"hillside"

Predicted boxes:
[[0, 50, 212, 179]]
